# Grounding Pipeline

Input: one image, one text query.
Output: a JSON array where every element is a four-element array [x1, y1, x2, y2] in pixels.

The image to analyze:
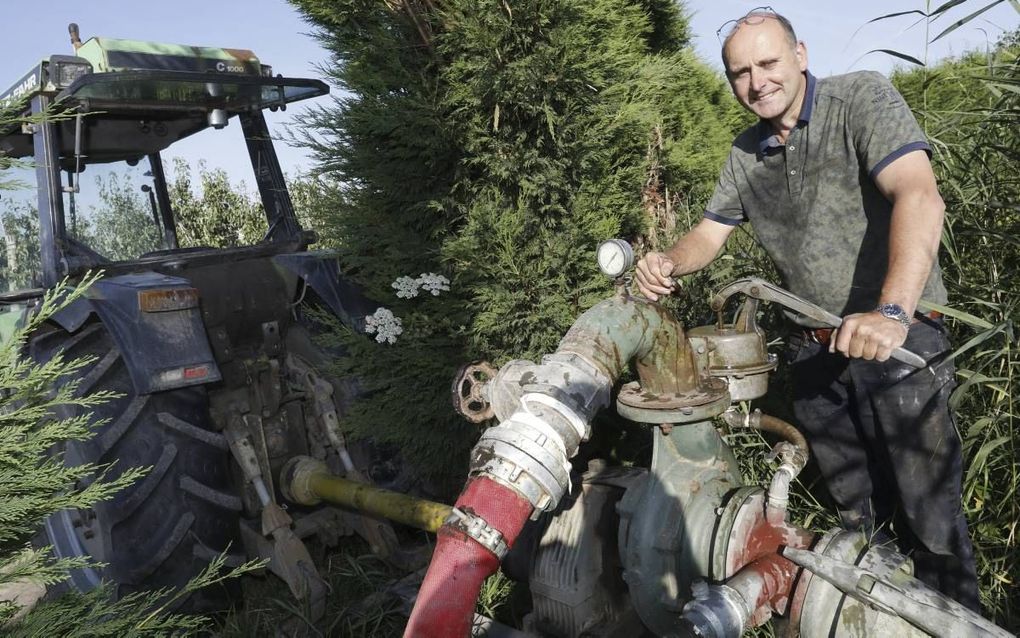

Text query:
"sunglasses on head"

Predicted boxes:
[[716, 6, 777, 43]]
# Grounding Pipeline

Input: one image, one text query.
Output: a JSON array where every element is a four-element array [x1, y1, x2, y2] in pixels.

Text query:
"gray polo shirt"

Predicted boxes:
[[705, 70, 948, 324]]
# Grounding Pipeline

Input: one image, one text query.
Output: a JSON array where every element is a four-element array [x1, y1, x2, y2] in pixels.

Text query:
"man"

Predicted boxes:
[[635, 9, 979, 609]]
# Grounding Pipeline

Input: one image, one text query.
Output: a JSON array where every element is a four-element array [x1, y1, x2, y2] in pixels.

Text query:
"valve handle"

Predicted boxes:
[[451, 361, 498, 423], [711, 277, 927, 369]]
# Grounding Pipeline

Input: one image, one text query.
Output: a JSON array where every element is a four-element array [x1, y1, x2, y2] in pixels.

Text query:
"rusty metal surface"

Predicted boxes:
[[706, 486, 816, 630], [708, 277, 927, 368], [557, 297, 683, 384], [615, 378, 730, 425], [617, 420, 744, 635], [687, 325, 773, 373], [616, 378, 729, 410], [283, 457, 454, 559], [688, 308, 777, 402]]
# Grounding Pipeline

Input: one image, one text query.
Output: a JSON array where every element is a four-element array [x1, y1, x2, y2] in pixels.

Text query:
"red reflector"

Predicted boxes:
[[138, 288, 199, 312], [183, 365, 210, 380]]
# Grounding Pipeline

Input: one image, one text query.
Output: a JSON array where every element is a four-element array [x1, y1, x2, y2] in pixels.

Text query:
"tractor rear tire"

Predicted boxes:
[[30, 321, 242, 611]]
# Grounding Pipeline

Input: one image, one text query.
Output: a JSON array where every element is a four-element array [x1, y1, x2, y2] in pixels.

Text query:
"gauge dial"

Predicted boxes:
[[596, 239, 634, 278]]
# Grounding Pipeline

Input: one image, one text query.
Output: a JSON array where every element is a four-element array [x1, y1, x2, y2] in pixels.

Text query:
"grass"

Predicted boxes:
[[217, 539, 408, 638]]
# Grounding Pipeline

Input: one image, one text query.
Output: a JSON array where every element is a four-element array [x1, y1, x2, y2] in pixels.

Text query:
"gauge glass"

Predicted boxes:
[[596, 239, 633, 278]]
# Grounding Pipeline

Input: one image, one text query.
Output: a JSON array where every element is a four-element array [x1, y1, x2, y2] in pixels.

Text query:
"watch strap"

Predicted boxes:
[[875, 303, 911, 329]]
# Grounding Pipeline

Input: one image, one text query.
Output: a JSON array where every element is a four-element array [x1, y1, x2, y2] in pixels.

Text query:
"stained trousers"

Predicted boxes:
[[786, 318, 979, 611]]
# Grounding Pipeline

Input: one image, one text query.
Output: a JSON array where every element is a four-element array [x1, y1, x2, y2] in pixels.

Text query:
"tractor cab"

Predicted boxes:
[[0, 25, 328, 292]]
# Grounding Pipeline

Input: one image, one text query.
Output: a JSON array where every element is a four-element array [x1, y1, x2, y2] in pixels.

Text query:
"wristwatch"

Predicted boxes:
[[875, 303, 911, 329]]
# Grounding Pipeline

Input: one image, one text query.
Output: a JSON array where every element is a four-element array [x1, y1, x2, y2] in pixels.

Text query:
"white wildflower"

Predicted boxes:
[[391, 276, 420, 299], [364, 307, 403, 344], [390, 272, 450, 298], [417, 273, 450, 296]]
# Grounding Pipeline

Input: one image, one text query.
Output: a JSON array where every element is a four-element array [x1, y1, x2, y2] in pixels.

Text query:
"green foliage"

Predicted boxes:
[[0, 275, 262, 632], [0, 200, 42, 291], [81, 174, 163, 260], [168, 158, 266, 248], [290, 0, 745, 486], [0, 275, 132, 623], [8, 552, 262, 637], [80, 159, 266, 256], [219, 542, 407, 638], [0, 275, 135, 561]]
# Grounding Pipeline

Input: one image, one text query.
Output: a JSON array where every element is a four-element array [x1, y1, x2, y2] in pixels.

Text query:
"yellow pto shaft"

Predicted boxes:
[[281, 456, 452, 533]]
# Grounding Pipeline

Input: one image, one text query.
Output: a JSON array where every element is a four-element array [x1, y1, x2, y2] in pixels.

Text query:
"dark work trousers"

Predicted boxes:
[[786, 318, 979, 611]]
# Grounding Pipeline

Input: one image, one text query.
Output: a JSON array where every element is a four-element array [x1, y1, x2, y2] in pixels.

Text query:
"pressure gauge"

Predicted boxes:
[[596, 239, 634, 278]]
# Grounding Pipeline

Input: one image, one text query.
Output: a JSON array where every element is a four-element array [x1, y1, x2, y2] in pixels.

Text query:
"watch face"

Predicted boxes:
[[877, 303, 910, 326]]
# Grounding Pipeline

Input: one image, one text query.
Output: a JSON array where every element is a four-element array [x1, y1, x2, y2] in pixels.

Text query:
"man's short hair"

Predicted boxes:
[[720, 10, 798, 67]]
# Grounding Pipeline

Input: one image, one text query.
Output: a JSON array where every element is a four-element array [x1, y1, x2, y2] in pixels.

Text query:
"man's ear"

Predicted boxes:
[[796, 40, 808, 72]]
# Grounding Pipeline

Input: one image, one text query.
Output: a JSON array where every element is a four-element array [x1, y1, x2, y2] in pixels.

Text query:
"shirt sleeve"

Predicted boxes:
[[704, 147, 746, 226], [847, 71, 931, 180]]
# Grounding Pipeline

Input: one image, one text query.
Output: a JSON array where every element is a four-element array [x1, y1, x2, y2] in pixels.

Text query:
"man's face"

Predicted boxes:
[[723, 19, 808, 124]]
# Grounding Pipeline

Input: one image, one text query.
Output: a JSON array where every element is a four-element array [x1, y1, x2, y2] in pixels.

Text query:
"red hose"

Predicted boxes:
[[404, 476, 533, 637]]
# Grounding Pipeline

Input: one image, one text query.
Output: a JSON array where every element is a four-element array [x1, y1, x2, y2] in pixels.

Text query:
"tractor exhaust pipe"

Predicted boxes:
[[68, 23, 82, 51]]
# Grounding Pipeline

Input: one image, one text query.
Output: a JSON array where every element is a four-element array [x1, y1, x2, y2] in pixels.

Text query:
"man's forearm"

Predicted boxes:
[[664, 219, 732, 276], [880, 191, 945, 317]]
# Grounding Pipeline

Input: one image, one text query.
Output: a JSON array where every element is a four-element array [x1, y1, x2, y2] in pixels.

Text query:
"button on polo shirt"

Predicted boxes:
[[704, 70, 948, 320]]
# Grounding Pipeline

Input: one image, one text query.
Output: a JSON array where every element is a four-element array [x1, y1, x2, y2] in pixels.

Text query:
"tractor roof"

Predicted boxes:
[[0, 35, 328, 164], [74, 37, 265, 75]]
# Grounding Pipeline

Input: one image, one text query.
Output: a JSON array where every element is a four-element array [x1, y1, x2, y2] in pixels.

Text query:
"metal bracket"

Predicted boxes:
[[261, 320, 282, 355], [445, 508, 509, 560]]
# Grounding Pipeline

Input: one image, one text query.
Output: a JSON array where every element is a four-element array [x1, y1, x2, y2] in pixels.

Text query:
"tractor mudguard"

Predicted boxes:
[[80, 272, 221, 394], [272, 252, 375, 328], [51, 293, 94, 333]]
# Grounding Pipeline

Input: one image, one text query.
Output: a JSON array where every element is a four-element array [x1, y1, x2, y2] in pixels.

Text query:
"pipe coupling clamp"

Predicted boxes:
[[471, 400, 580, 513], [445, 507, 509, 560], [682, 582, 749, 638], [488, 352, 612, 423]]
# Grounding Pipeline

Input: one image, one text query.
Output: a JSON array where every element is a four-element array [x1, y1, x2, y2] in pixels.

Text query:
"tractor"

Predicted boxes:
[[0, 24, 408, 617]]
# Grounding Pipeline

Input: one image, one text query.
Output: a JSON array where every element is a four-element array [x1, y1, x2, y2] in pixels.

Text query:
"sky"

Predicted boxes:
[[1, 0, 1015, 187], [687, 1, 1016, 76]]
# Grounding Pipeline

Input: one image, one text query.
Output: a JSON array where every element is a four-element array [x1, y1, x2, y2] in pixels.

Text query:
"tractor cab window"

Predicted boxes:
[[64, 161, 164, 261], [0, 199, 43, 292], [0, 69, 327, 290], [61, 147, 267, 263], [48, 72, 327, 265]]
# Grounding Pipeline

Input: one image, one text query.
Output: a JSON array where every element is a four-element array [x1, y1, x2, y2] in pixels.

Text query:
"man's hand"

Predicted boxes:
[[634, 252, 677, 301], [831, 311, 909, 361]]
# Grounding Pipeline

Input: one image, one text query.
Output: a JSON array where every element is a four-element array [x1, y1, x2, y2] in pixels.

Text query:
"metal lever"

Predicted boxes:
[[783, 546, 1013, 638], [710, 277, 927, 369]]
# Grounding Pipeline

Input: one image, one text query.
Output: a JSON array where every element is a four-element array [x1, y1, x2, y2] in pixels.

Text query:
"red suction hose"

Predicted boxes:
[[403, 477, 533, 637]]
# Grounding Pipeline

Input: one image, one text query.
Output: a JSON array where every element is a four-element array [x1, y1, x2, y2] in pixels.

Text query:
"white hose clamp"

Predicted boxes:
[[445, 507, 509, 560]]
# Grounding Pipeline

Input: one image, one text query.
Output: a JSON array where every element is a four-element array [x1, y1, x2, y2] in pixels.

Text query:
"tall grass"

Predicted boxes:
[[905, 47, 1019, 627]]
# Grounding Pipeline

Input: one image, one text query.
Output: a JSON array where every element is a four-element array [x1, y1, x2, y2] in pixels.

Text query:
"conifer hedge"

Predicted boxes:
[[289, 0, 746, 486]]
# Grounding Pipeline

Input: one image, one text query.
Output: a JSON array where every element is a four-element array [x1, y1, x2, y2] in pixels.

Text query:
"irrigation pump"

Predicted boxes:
[[407, 240, 1011, 638]]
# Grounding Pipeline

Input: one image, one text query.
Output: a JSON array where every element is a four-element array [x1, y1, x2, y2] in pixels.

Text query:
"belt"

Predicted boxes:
[[802, 310, 943, 346]]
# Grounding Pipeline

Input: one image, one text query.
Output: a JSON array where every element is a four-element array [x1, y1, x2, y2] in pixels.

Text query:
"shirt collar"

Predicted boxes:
[[758, 71, 816, 154]]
